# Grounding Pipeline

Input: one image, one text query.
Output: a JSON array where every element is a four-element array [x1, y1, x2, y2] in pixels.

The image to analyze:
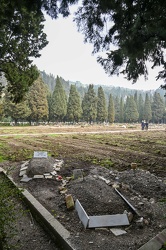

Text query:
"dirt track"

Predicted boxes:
[[0, 124, 166, 177]]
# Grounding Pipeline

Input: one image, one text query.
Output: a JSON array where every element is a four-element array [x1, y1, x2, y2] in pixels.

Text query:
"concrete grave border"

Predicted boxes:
[[75, 199, 130, 229], [138, 229, 166, 250]]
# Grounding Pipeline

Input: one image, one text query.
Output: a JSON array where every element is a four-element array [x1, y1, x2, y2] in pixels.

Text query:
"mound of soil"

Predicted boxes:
[[26, 157, 55, 177], [5, 159, 166, 250]]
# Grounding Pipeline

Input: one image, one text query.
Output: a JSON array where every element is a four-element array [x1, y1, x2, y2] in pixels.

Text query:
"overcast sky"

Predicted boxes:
[[33, 14, 164, 91]]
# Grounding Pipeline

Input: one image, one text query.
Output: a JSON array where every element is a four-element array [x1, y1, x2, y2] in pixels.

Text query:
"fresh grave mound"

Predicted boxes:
[[26, 157, 55, 177]]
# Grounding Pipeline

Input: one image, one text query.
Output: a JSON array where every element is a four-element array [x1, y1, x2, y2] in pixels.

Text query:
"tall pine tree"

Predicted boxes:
[[152, 92, 165, 123], [96, 86, 107, 123], [3, 91, 30, 124], [143, 93, 152, 122], [114, 96, 120, 122], [119, 97, 124, 123], [125, 96, 139, 122], [27, 76, 49, 124], [82, 84, 97, 123], [138, 94, 144, 122], [67, 84, 82, 123], [51, 76, 67, 122], [134, 91, 138, 110], [108, 94, 115, 123]]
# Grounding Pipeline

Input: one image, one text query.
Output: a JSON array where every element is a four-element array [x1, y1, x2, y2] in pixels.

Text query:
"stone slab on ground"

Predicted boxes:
[[110, 228, 127, 236], [88, 214, 129, 228], [73, 169, 83, 180], [75, 199, 89, 228], [20, 175, 32, 182]]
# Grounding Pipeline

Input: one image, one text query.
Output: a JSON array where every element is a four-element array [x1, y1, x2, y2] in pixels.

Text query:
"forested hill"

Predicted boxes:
[[40, 70, 165, 101]]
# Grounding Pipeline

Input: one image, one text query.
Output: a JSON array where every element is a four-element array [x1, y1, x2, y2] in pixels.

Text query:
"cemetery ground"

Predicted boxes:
[[0, 124, 166, 250]]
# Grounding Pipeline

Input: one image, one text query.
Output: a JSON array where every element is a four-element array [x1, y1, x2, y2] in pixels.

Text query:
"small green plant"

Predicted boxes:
[[72, 135, 79, 139], [0, 155, 6, 162], [51, 210, 57, 217], [92, 158, 98, 164], [160, 242, 166, 250], [7, 148, 32, 161], [155, 149, 161, 155], [159, 197, 166, 203], [100, 158, 114, 169]]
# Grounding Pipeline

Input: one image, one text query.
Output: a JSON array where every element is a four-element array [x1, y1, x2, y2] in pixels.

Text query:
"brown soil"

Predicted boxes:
[[1, 125, 166, 250]]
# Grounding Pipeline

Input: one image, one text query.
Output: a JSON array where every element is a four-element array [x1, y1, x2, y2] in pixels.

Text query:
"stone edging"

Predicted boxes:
[[138, 229, 166, 250], [0, 167, 75, 250]]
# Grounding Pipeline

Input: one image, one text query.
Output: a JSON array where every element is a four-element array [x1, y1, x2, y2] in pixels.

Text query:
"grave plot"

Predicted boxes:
[[4, 153, 166, 250]]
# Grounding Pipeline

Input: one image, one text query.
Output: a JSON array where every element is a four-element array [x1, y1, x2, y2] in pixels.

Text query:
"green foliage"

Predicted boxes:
[[114, 96, 120, 122], [0, 1, 48, 102], [74, 0, 166, 87], [119, 97, 124, 123], [152, 92, 165, 123], [1, 0, 166, 103], [3, 91, 31, 124], [96, 86, 107, 123], [0, 173, 22, 249], [66, 84, 82, 122], [0, 143, 10, 162], [108, 94, 115, 123], [143, 93, 152, 122], [125, 96, 139, 122], [85, 156, 114, 169], [159, 198, 166, 203], [134, 92, 138, 109], [100, 159, 114, 169], [27, 76, 49, 123], [138, 94, 144, 122], [51, 76, 67, 122], [160, 242, 166, 250], [82, 84, 97, 123], [7, 148, 32, 162], [0, 156, 6, 162], [43, 0, 166, 88]]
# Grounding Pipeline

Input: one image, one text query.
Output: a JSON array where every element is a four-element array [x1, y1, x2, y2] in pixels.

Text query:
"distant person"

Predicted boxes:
[[141, 120, 145, 130], [145, 121, 149, 130]]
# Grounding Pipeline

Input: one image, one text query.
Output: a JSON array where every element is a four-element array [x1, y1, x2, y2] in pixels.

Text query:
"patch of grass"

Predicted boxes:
[[86, 156, 114, 169], [100, 158, 114, 169], [0, 173, 23, 249], [0, 143, 10, 162], [0, 155, 7, 162], [91, 158, 98, 164], [156, 140, 166, 145], [127, 125, 137, 128], [72, 135, 79, 139], [159, 197, 166, 203], [155, 149, 161, 154], [160, 242, 166, 250], [47, 134, 59, 138], [7, 149, 33, 161]]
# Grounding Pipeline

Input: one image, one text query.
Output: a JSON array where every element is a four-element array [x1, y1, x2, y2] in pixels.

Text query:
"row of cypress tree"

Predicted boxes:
[[0, 75, 166, 124]]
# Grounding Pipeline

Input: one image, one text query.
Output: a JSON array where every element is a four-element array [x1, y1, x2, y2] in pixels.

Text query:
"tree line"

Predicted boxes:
[[0, 75, 166, 125]]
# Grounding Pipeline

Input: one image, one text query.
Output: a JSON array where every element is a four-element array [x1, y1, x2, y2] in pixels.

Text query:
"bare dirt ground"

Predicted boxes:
[[1, 124, 166, 250]]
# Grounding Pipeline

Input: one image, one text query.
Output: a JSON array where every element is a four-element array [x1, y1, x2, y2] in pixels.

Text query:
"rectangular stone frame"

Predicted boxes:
[[75, 199, 129, 229]]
